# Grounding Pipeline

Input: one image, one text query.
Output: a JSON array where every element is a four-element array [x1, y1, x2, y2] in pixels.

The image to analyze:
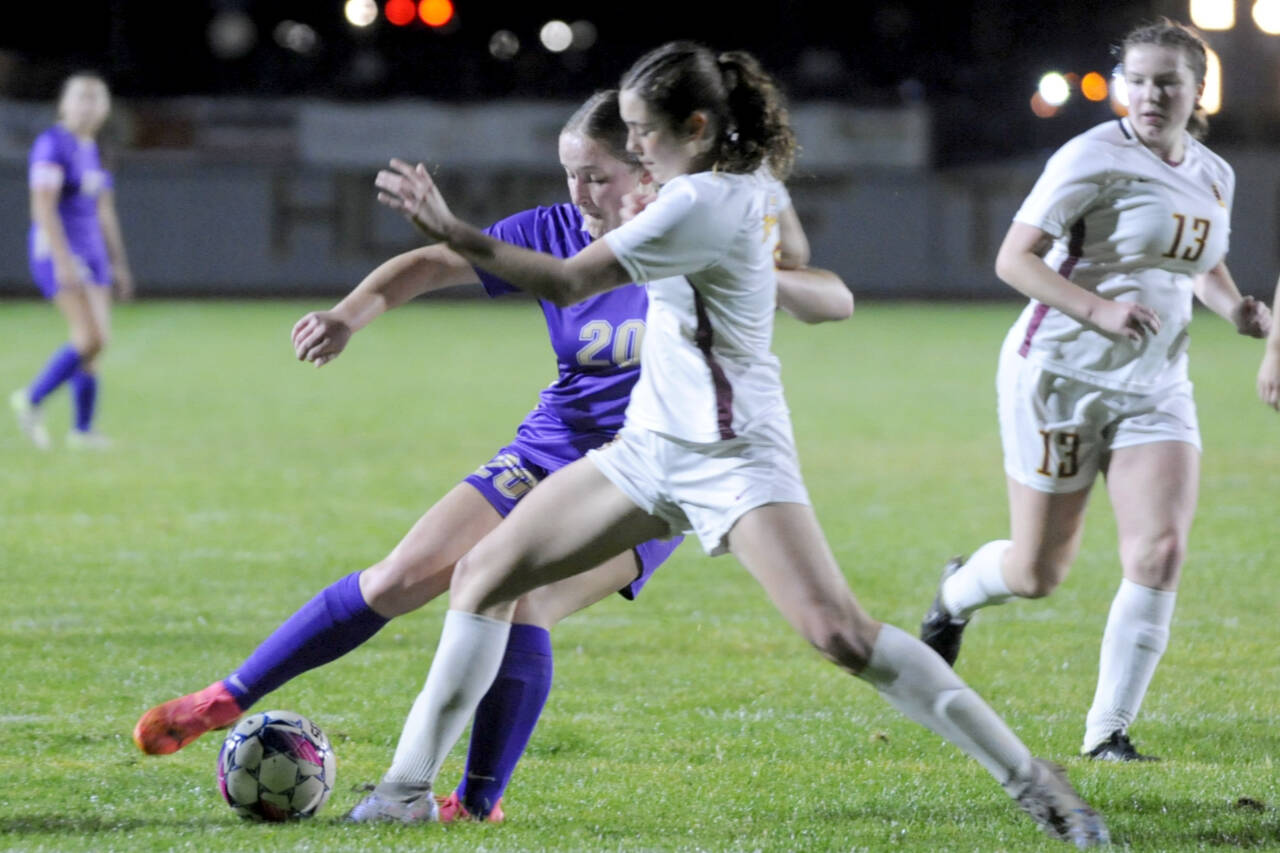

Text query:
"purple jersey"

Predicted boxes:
[[476, 203, 649, 471], [28, 125, 112, 269]]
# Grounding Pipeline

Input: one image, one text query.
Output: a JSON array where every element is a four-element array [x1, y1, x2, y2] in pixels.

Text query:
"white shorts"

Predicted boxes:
[[997, 345, 1201, 494], [586, 416, 811, 556]]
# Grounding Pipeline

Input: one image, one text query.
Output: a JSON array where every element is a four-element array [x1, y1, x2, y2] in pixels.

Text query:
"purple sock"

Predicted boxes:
[[28, 344, 81, 406], [457, 623, 553, 817], [223, 571, 388, 709], [70, 370, 97, 432]]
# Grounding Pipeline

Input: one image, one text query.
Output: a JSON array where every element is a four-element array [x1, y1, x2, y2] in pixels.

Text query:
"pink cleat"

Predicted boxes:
[[133, 681, 243, 755], [436, 790, 505, 823]]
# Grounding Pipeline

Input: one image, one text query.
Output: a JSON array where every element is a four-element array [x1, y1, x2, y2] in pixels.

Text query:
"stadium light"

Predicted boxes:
[[1030, 92, 1058, 118], [385, 0, 415, 26], [1253, 0, 1280, 34], [1189, 0, 1235, 30], [489, 29, 520, 60], [1203, 47, 1223, 113], [540, 20, 572, 53], [344, 0, 378, 27], [419, 0, 455, 28], [1037, 72, 1070, 107], [1081, 71, 1108, 101]]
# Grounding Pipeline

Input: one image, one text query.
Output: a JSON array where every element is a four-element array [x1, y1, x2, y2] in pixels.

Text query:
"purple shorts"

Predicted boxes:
[[30, 253, 110, 300], [464, 442, 682, 600]]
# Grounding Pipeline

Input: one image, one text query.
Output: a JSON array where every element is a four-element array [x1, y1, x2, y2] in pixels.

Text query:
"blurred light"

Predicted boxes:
[[385, 0, 415, 26], [569, 20, 597, 50], [1030, 91, 1059, 118], [418, 0, 454, 27], [1081, 71, 1108, 101], [1203, 47, 1222, 113], [208, 10, 257, 60], [1111, 67, 1129, 108], [345, 0, 378, 27], [274, 21, 319, 55], [1190, 0, 1235, 30], [540, 20, 572, 53], [489, 29, 520, 60], [1038, 72, 1070, 107], [1253, 0, 1280, 34]]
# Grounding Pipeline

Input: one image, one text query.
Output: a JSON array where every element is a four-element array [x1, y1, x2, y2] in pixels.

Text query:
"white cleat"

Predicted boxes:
[[345, 785, 439, 824], [10, 389, 51, 450], [1014, 758, 1110, 848], [65, 430, 112, 451]]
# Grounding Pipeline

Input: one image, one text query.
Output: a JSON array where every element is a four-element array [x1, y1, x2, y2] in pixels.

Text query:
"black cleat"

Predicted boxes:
[[1014, 758, 1110, 847], [920, 555, 969, 666], [1085, 730, 1159, 762]]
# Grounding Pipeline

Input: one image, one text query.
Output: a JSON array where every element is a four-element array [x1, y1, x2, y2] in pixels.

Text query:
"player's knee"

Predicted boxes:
[[802, 607, 876, 671], [1122, 531, 1185, 587], [360, 553, 452, 617], [1003, 550, 1069, 598]]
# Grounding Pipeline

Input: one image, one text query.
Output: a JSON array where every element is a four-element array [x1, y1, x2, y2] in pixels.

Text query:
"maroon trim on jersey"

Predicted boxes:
[[691, 286, 736, 440], [1019, 218, 1086, 357], [1116, 118, 1132, 140]]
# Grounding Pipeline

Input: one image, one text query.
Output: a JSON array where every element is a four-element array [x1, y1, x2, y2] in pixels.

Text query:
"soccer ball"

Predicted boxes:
[[216, 710, 336, 821]]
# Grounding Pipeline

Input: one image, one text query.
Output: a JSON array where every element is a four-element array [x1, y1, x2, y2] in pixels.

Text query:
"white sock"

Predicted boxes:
[[1082, 578, 1176, 752], [382, 610, 512, 788], [941, 540, 1014, 619], [861, 623, 1033, 793]]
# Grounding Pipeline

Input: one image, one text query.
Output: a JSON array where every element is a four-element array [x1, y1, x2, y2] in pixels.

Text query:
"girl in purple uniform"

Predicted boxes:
[[11, 72, 134, 450], [134, 90, 850, 822]]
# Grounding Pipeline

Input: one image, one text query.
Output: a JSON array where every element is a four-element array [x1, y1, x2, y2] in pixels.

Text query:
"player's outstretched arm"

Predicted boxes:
[[376, 158, 632, 307], [995, 221, 1161, 343], [777, 266, 853, 323], [1193, 261, 1271, 338], [293, 244, 478, 366], [1257, 277, 1280, 410]]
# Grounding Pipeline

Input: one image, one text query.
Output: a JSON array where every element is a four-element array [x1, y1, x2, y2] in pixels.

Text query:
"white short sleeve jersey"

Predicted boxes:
[[603, 171, 785, 442], [752, 167, 792, 256], [1009, 118, 1234, 393]]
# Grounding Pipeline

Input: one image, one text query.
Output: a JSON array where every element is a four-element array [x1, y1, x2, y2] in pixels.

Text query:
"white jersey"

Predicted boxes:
[[1009, 118, 1234, 393], [604, 170, 785, 443]]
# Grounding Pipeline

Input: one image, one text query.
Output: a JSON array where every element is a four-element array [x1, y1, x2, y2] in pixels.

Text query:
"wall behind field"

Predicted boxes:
[[1, 99, 1276, 299]]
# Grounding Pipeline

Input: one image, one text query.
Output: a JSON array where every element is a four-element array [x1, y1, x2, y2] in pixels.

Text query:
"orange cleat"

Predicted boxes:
[[436, 790, 505, 823], [133, 681, 243, 755]]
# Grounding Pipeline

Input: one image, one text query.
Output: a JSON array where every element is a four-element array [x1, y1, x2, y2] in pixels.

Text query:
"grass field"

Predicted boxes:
[[1, 299, 1277, 852]]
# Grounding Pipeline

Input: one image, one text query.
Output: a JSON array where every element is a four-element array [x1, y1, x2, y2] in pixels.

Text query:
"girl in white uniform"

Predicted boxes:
[[353, 43, 1107, 845], [921, 19, 1270, 761]]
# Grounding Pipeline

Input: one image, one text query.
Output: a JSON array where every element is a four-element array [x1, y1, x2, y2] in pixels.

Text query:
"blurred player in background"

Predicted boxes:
[[10, 71, 134, 450], [1256, 274, 1280, 409], [921, 19, 1270, 762], [355, 41, 1107, 847], [134, 89, 850, 822]]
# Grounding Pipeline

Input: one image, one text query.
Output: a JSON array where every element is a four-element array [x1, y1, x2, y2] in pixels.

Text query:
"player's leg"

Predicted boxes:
[[134, 483, 502, 755], [11, 284, 99, 449], [65, 283, 111, 446], [923, 353, 1100, 664], [728, 502, 1107, 846], [1083, 439, 1198, 759], [356, 457, 667, 817], [445, 548, 647, 821]]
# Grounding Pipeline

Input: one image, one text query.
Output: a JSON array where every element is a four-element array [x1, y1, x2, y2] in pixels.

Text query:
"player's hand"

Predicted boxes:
[[375, 159, 456, 242], [1258, 348, 1280, 411], [1231, 295, 1271, 339], [620, 172, 657, 223], [53, 258, 86, 292], [113, 265, 136, 302], [292, 310, 352, 367], [1088, 298, 1161, 343]]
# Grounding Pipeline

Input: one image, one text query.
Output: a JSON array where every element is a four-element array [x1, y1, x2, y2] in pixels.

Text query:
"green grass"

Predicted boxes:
[[1, 299, 1277, 852]]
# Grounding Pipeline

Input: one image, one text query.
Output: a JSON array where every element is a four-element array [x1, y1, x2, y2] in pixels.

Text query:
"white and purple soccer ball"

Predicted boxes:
[[216, 710, 336, 821]]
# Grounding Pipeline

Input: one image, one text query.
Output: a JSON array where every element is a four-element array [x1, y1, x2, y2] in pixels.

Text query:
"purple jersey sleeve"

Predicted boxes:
[[475, 205, 592, 298]]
